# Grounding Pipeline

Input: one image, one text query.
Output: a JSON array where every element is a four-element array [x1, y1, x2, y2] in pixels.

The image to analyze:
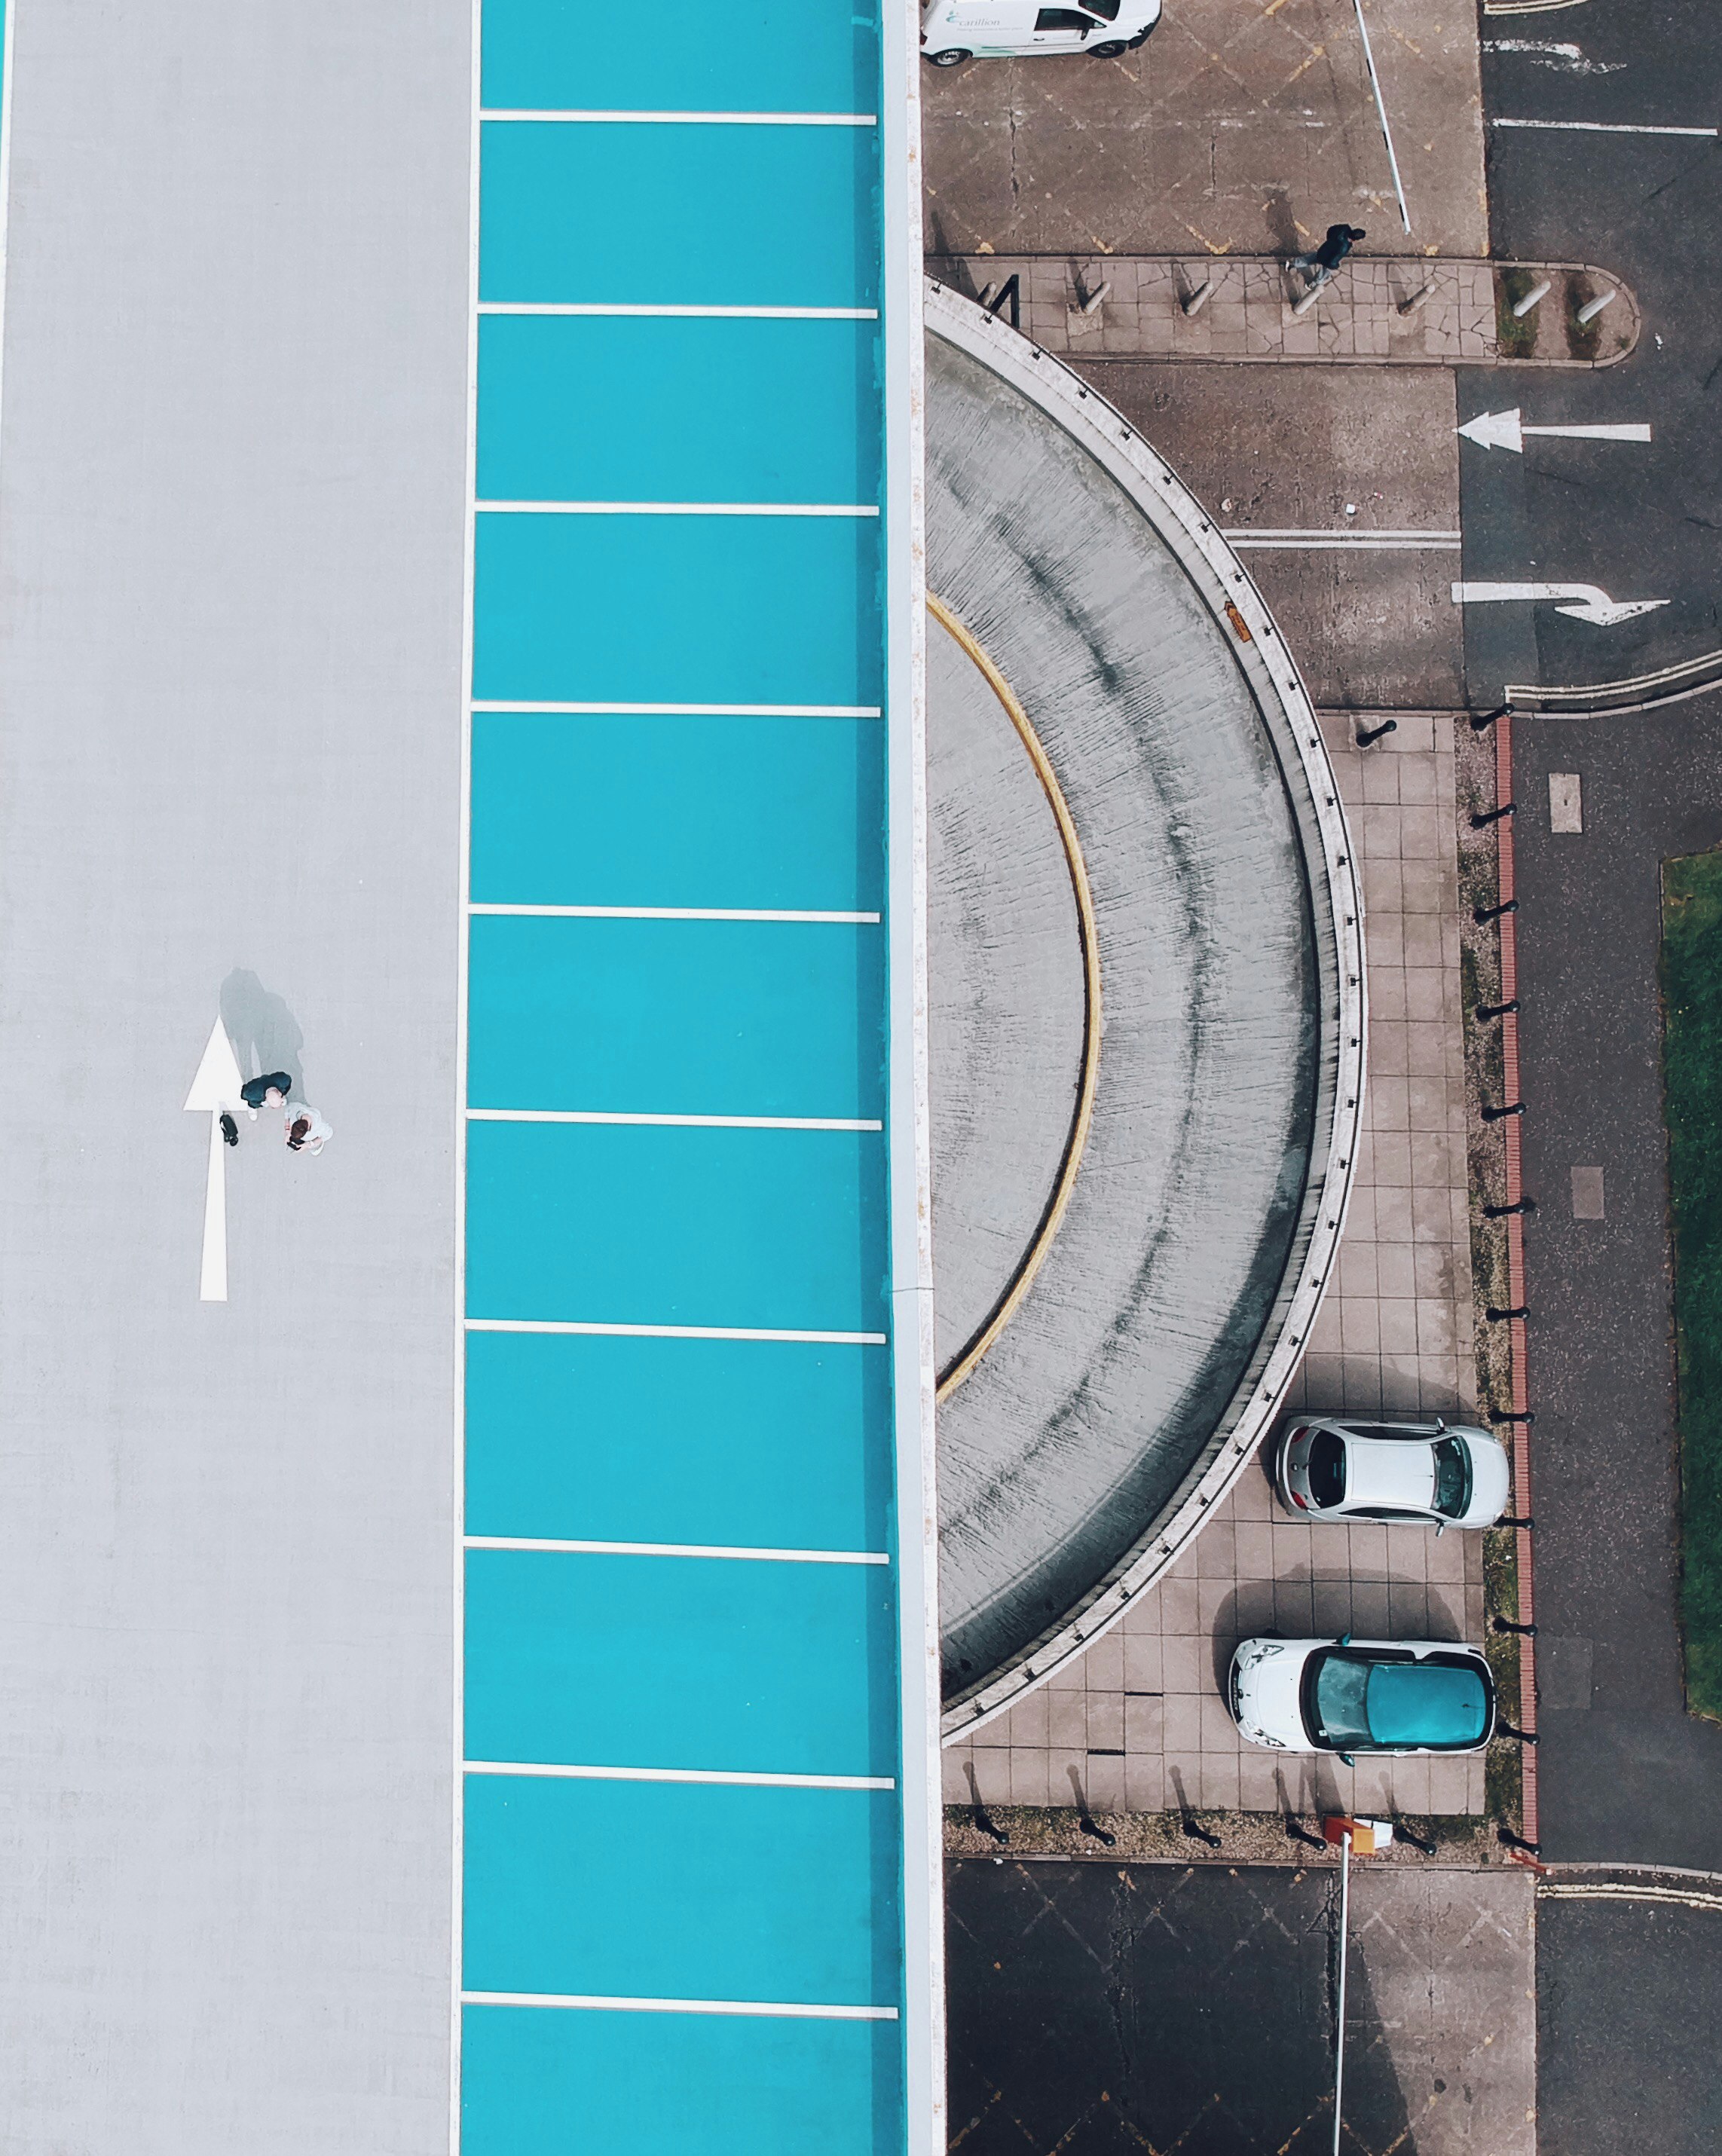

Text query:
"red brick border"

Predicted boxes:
[[1494, 713, 1538, 1843]]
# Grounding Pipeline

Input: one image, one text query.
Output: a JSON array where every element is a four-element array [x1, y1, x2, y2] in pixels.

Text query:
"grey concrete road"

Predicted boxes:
[[947, 1858, 1534, 2156], [1074, 364, 1464, 710], [922, 0, 1486, 261], [0, 7, 468, 2149]]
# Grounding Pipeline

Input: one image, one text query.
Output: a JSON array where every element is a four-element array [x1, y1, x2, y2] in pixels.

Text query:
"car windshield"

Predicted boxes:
[[1306, 1649, 1489, 1751], [1083, 0, 1122, 17], [1307, 1430, 1346, 1508], [1308, 1652, 1372, 1747], [1432, 1436, 1472, 1518]]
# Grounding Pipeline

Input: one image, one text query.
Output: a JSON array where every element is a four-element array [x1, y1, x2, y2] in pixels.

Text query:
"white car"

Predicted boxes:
[[1229, 1637, 1497, 1757], [1274, 1416, 1512, 1531], [921, 0, 1162, 66]]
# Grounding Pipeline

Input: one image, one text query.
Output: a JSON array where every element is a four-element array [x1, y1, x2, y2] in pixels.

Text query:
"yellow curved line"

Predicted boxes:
[[929, 593, 1103, 1402]]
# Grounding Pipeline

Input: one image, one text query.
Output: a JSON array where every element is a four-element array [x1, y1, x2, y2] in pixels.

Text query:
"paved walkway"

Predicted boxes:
[[927, 254, 1638, 365], [943, 715, 1488, 1822]]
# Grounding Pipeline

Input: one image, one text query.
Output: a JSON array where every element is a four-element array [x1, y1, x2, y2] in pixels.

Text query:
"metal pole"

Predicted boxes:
[[1352, 0, 1412, 234], [1332, 1830, 1351, 2156]]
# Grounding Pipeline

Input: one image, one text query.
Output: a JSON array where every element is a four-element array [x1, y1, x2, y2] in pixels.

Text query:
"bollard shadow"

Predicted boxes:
[[1262, 186, 1301, 262], [1167, 1763, 1222, 1848], [1274, 1765, 1328, 1851], [220, 970, 305, 1095]]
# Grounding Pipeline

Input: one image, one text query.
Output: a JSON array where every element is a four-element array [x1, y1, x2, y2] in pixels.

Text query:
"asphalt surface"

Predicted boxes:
[[947, 1858, 1535, 2156], [1466, 0, 1722, 1867], [1467, 8, 1722, 2142], [1511, 711, 1722, 1872], [1537, 1888, 1722, 2154], [1463, 0, 1722, 696]]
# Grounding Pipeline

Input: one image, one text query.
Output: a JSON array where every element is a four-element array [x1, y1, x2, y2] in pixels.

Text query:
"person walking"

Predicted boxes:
[[284, 1102, 332, 1156], [1293, 222, 1366, 291], [240, 1071, 293, 1120]]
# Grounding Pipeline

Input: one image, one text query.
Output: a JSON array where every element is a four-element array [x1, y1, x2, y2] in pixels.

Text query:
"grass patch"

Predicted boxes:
[[1494, 268, 1541, 359], [1660, 851, 1722, 1719], [1564, 275, 1602, 362]]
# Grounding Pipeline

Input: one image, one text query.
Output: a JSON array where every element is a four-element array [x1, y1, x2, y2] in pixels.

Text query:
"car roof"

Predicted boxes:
[[1341, 1435, 1436, 1510], [1366, 1659, 1490, 1748]]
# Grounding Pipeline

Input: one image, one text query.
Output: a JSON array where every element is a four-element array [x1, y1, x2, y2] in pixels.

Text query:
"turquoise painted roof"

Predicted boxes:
[[1366, 1662, 1489, 1749]]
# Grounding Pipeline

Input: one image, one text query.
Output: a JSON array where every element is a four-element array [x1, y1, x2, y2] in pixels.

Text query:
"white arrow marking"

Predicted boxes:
[[1451, 580, 1668, 626], [1457, 408, 1653, 453], [183, 1018, 244, 1302]]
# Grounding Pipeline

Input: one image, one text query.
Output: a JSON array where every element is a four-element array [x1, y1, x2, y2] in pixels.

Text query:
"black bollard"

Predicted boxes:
[[1486, 1304, 1530, 1323], [1356, 718, 1399, 748], [1471, 802, 1516, 827], [1482, 1100, 1526, 1123], [1470, 704, 1512, 732], [1491, 1616, 1538, 1638], [1484, 1196, 1535, 1219], [1476, 998, 1520, 1022], [1475, 898, 1519, 925]]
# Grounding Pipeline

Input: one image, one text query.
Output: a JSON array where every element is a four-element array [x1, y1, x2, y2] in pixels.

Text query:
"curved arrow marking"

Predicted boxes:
[[1451, 580, 1668, 626], [1458, 408, 1652, 453]]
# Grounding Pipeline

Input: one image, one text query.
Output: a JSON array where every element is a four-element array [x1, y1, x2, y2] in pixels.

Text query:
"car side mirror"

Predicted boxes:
[[1435, 1519, 1446, 1537], [1436, 1417, 1446, 1433], [1338, 1753, 1355, 1767], [1338, 1632, 1352, 1647]]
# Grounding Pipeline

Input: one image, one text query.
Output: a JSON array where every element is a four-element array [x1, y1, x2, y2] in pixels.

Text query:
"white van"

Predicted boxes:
[[921, 0, 1161, 65]]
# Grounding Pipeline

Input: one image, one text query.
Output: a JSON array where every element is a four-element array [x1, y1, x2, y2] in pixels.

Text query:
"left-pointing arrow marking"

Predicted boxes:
[[183, 1018, 244, 1302], [1457, 407, 1653, 454], [1451, 580, 1668, 626]]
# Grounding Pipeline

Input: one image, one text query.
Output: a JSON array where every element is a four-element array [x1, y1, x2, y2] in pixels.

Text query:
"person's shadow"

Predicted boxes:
[[220, 970, 305, 1094]]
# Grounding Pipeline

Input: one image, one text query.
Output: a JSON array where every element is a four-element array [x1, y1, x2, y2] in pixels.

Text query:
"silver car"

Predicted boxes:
[[1274, 1416, 1512, 1531]]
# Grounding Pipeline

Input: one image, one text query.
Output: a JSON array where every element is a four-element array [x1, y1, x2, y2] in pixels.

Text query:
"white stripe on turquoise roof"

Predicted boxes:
[[456, 5, 938, 2154]]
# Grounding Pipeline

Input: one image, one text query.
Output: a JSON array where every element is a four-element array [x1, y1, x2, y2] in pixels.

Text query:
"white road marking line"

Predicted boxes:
[[478, 304, 879, 320], [465, 1534, 889, 1564], [182, 1019, 245, 1304], [461, 1992, 900, 2021], [1223, 528, 1462, 550], [476, 499, 879, 518], [1451, 579, 1668, 625], [467, 1110, 883, 1131], [463, 1760, 896, 1791], [471, 699, 882, 717], [1540, 1882, 1722, 1913], [466, 1319, 889, 1345], [1492, 116, 1718, 136], [479, 109, 878, 127], [1458, 408, 1650, 453], [1482, 38, 1623, 72], [469, 904, 881, 923]]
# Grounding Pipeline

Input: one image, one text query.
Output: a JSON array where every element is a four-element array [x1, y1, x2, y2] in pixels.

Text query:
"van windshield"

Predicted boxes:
[[1083, 0, 1122, 17]]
